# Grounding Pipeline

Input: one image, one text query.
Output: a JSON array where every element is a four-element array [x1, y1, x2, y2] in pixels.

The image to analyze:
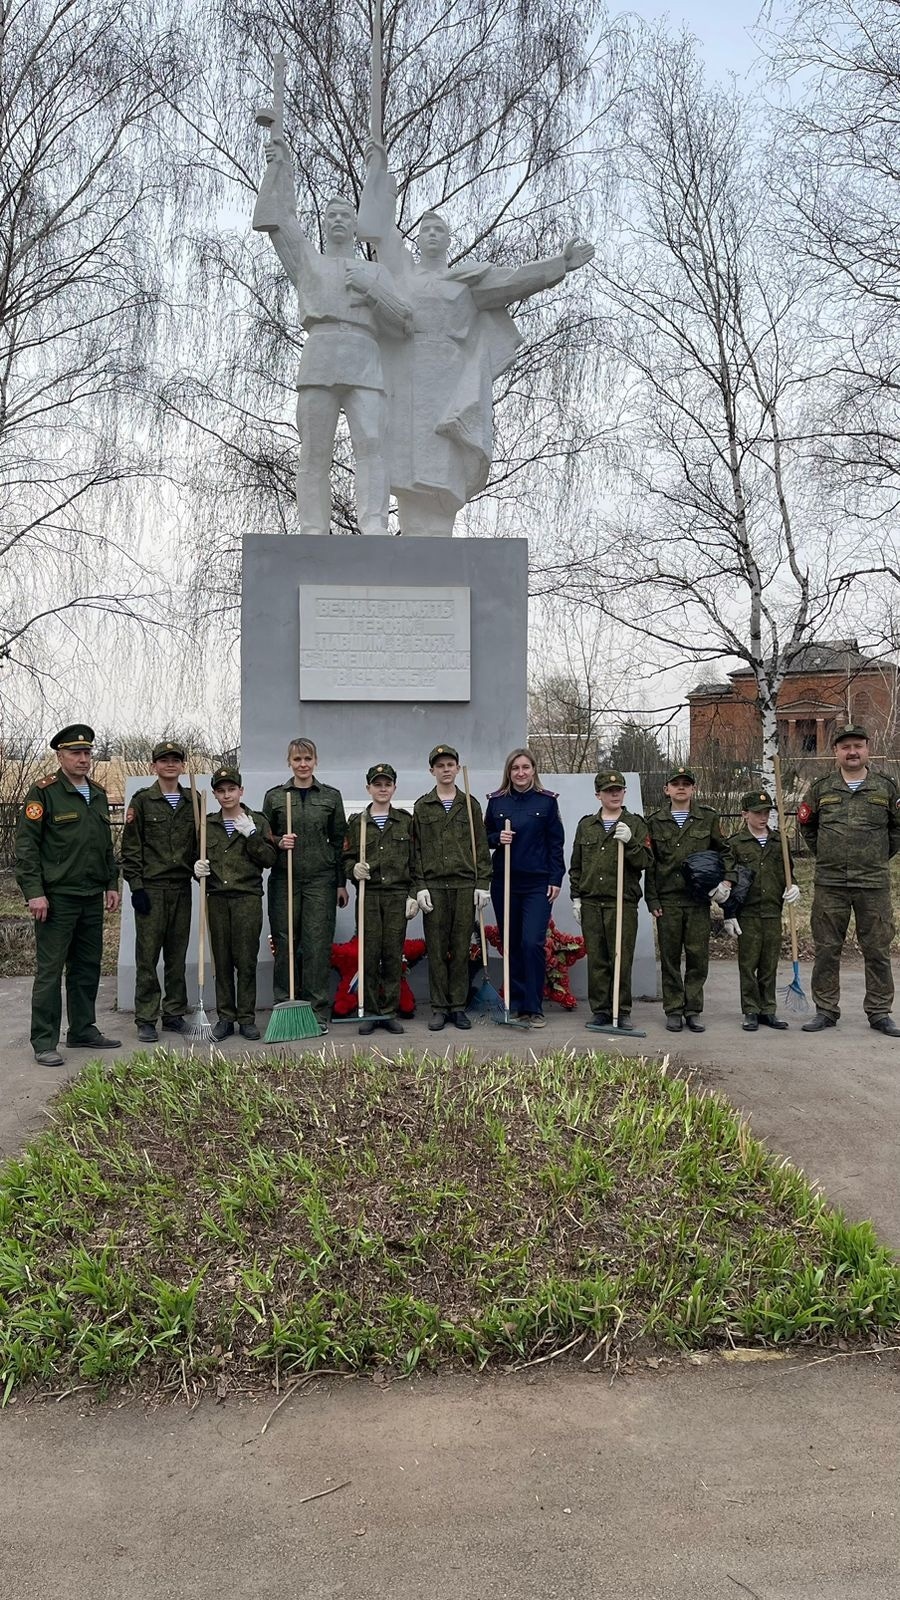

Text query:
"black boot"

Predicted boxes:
[[870, 1015, 900, 1037], [801, 1013, 836, 1032], [742, 1014, 759, 1031], [428, 1012, 447, 1031], [212, 1018, 234, 1042], [759, 1014, 789, 1030], [665, 1015, 683, 1032], [684, 1015, 705, 1033]]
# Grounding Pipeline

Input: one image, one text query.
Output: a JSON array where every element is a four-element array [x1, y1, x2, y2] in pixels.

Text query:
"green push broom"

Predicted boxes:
[[265, 790, 322, 1042], [185, 783, 215, 1041], [773, 753, 811, 1017]]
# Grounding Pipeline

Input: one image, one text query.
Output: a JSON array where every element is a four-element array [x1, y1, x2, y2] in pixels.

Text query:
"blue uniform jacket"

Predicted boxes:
[[484, 789, 566, 887]]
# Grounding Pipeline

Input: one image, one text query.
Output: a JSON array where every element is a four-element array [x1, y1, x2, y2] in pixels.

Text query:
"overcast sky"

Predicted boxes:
[[624, 0, 770, 80]]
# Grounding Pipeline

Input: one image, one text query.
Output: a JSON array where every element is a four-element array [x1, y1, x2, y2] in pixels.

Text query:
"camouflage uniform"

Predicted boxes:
[[121, 780, 196, 1026], [342, 806, 414, 1017], [799, 770, 900, 1020], [413, 787, 491, 1014], [646, 801, 735, 1019], [262, 778, 347, 1023], [205, 805, 278, 1025], [15, 765, 119, 1053], [729, 823, 791, 1017], [569, 805, 650, 1018]]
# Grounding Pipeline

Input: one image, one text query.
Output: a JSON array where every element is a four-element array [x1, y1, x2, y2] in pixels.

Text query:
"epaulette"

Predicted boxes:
[[37, 774, 57, 789], [543, 789, 559, 799], [488, 788, 507, 798]]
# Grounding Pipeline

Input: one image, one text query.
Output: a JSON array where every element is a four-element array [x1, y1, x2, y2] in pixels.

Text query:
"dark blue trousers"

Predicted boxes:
[[491, 872, 551, 1015]]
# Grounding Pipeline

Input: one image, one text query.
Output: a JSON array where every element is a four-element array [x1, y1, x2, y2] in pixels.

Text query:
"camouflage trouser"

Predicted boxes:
[[655, 900, 710, 1017], [736, 912, 781, 1016], [207, 893, 263, 1024], [356, 889, 407, 1017], [811, 883, 895, 1021], [31, 892, 104, 1051], [423, 886, 475, 1013], [580, 899, 639, 1017], [133, 882, 191, 1024], [268, 873, 336, 1023]]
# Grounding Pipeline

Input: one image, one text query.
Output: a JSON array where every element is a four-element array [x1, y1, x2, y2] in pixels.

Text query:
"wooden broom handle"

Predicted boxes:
[[286, 790, 295, 1002], [358, 808, 367, 1019], [611, 837, 625, 1028], [197, 787, 207, 989], [502, 818, 511, 1015], [463, 765, 488, 966], [772, 754, 799, 966]]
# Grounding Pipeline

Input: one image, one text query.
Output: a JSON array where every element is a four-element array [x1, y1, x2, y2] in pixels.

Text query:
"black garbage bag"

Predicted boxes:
[[723, 864, 755, 919], [682, 849, 727, 903]]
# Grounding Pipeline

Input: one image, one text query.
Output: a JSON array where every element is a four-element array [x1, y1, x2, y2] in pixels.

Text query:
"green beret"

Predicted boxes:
[[367, 763, 397, 783], [832, 724, 868, 745], [429, 744, 459, 766], [595, 769, 626, 790], [152, 740, 186, 762], [50, 724, 94, 751], [211, 766, 241, 788], [667, 766, 696, 784], [742, 790, 773, 811]]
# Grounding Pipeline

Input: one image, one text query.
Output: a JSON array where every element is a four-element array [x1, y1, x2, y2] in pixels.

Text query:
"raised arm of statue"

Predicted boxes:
[[358, 141, 411, 282], [252, 136, 310, 286], [463, 237, 595, 311]]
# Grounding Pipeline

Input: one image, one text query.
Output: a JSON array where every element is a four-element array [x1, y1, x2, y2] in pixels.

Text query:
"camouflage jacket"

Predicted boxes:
[[568, 808, 650, 903], [342, 806, 415, 894], [262, 779, 347, 886], [645, 802, 736, 911], [728, 826, 793, 915], [15, 771, 119, 900], [798, 769, 900, 888], [413, 787, 491, 893], [120, 781, 196, 890], [205, 808, 277, 896]]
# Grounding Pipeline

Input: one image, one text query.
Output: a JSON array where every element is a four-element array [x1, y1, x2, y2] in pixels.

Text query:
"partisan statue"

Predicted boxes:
[[253, 49, 594, 537]]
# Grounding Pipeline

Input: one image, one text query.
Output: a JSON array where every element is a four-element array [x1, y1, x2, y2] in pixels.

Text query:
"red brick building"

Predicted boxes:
[[688, 640, 899, 762]]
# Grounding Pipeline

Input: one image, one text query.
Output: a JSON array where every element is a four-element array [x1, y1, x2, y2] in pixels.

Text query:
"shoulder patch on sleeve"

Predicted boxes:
[[37, 774, 57, 788], [126, 806, 136, 824], [25, 801, 44, 820], [797, 801, 812, 824]]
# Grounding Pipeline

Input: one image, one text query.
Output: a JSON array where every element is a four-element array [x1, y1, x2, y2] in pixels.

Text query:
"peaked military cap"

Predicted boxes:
[[832, 724, 868, 745], [595, 769, 626, 790], [152, 740, 186, 762], [50, 724, 94, 751], [211, 766, 241, 787], [429, 743, 459, 766], [666, 765, 696, 784], [367, 762, 397, 783], [742, 790, 773, 811]]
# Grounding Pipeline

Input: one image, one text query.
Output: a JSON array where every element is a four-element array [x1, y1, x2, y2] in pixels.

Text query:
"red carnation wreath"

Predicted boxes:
[[330, 936, 427, 1018]]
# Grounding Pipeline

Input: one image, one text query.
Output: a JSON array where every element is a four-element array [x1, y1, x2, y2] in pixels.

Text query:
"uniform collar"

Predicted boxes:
[[285, 776, 320, 793], [57, 770, 97, 795], [148, 780, 186, 801], [429, 786, 459, 804]]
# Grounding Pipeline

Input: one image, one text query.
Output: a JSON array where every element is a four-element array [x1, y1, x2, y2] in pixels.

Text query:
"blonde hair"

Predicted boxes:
[[497, 747, 543, 794], [287, 738, 317, 761]]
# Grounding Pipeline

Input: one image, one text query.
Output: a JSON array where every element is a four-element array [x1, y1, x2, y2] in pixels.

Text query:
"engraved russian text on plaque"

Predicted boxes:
[[298, 585, 471, 701]]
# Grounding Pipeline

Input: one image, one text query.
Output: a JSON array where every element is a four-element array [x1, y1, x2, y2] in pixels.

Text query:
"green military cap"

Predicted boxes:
[[429, 743, 459, 766], [832, 724, 868, 744], [595, 769, 626, 790], [742, 790, 773, 811], [366, 762, 397, 783], [667, 765, 696, 784], [211, 766, 241, 787], [152, 739, 186, 762], [50, 724, 94, 751]]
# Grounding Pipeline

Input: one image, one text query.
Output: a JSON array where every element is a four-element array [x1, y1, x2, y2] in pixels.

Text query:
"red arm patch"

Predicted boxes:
[[797, 802, 812, 825]]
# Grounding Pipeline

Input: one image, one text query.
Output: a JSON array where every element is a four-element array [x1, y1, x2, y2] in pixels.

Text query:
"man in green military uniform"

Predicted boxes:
[[121, 740, 197, 1043], [569, 770, 650, 1031], [262, 738, 348, 1029], [342, 763, 417, 1036], [15, 725, 121, 1067], [413, 744, 491, 1031], [798, 726, 900, 1035], [726, 790, 801, 1031], [193, 768, 278, 1040], [646, 766, 736, 1032]]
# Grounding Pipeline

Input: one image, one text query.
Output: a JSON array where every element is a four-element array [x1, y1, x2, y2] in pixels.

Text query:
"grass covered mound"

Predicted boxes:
[[1, 1046, 899, 1397]]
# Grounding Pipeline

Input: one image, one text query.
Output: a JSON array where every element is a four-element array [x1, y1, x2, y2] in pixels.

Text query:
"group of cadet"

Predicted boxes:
[[14, 722, 900, 1066]]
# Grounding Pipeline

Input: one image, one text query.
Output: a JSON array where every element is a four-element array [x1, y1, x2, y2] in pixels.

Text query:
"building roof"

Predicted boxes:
[[687, 681, 734, 699], [729, 640, 892, 679]]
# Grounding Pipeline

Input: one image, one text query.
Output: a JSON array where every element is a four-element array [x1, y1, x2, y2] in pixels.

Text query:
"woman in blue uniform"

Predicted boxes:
[[485, 749, 566, 1027]]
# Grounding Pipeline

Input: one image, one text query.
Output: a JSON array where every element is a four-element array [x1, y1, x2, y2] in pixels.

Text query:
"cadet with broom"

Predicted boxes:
[[342, 763, 417, 1036], [569, 770, 650, 1032], [121, 739, 197, 1043], [725, 790, 800, 1032], [414, 744, 491, 1031], [193, 767, 277, 1041]]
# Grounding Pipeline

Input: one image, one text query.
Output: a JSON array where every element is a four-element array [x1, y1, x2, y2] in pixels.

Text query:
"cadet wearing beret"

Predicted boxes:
[[798, 725, 900, 1035], [645, 766, 736, 1032], [193, 768, 278, 1040], [120, 740, 197, 1043], [341, 763, 417, 1034], [569, 770, 650, 1030], [15, 725, 121, 1067], [726, 791, 800, 1031], [414, 744, 491, 1030]]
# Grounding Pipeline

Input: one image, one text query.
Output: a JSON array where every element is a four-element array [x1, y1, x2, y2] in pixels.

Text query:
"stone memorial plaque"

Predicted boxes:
[[298, 585, 471, 701]]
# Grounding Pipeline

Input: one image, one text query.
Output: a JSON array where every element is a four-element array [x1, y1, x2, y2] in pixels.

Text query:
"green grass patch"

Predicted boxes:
[[1, 1046, 898, 1398]]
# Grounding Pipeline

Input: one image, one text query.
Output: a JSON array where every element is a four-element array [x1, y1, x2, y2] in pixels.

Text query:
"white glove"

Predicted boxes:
[[404, 896, 418, 920], [193, 859, 210, 879], [571, 898, 582, 925], [783, 884, 801, 905], [723, 917, 742, 938], [353, 861, 371, 881], [474, 888, 491, 911], [709, 881, 731, 906], [613, 821, 632, 843], [417, 889, 434, 914], [232, 812, 255, 837]]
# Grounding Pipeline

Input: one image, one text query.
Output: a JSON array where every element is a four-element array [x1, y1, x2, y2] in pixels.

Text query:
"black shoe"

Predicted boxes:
[[759, 1014, 789, 1030], [358, 1019, 376, 1036], [802, 1013, 836, 1033], [137, 1023, 158, 1044], [591, 1012, 612, 1026], [161, 1015, 184, 1033], [742, 1013, 759, 1032], [684, 1015, 705, 1033], [66, 1032, 121, 1049], [665, 1015, 683, 1032], [212, 1018, 234, 1042], [616, 1013, 636, 1032], [239, 1023, 260, 1040], [381, 1018, 405, 1035], [452, 1010, 472, 1031], [428, 1013, 447, 1031], [870, 1015, 900, 1037], [34, 1049, 64, 1067]]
